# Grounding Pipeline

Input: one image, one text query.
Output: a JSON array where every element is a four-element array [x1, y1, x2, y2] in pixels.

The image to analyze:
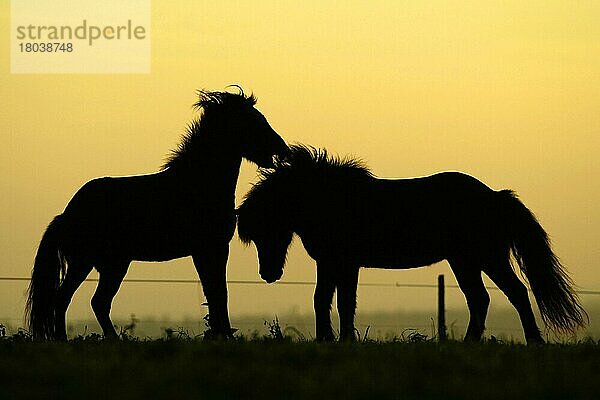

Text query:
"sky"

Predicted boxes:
[[1, 1, 599, 334]]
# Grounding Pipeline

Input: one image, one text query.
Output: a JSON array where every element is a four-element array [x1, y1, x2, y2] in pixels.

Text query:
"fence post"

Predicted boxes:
[[438, 274, 447, 341]]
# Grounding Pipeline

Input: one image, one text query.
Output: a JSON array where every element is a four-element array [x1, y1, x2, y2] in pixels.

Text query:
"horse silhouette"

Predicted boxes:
[[26, 88, 289, 340], [237, 145, 587, 343]]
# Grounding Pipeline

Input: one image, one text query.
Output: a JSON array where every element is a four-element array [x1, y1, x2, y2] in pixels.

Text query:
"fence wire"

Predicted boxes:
[[1, 276, 599, 295]]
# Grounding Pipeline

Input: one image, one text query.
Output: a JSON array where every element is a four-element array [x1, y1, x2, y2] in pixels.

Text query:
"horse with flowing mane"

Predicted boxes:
[[26, 88, 289, 340], [237, 145, 587, 343]]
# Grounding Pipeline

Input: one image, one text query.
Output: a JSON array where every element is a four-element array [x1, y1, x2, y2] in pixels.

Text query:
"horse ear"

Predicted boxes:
[[224, 85, 257, 106], [225, 84, 244, 96], [246, 92, 258, 106]]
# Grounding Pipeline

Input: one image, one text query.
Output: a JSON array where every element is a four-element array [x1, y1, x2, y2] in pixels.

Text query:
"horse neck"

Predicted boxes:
[[167, 139, 243, 198], [166, 113, 249, 199], [190, 153, 242, 192]]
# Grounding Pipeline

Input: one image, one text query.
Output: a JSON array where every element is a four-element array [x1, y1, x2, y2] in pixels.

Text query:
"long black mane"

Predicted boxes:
[[249, 144, 372, 194], [162, 88, 257, 170], [238, 145, 372, 244]]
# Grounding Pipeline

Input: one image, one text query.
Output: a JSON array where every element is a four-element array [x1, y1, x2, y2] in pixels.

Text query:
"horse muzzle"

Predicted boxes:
[[275, 142, 291, 160], [260, 270, 283, 284]]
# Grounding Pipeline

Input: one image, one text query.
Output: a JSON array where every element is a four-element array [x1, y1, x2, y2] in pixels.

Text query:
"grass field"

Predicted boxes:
[[1, 326, 599, 400]]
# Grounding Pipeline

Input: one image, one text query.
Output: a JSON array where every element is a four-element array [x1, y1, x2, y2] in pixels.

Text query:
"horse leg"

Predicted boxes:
[[91, 261, 129, 339], [55, 257, 93, 340], [192, 243, 232, 338], [336, 265, 360, 342], [449, 259, 490, 341], [484, 261, 544, 344], [314, 263, 336, 341]]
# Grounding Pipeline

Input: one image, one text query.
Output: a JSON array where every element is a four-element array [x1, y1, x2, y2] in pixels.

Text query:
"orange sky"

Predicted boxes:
[[1, 1, 599, 331]]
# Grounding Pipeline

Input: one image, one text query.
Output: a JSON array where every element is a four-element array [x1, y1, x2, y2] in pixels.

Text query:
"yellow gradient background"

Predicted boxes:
[[1, 2, 598, 334]]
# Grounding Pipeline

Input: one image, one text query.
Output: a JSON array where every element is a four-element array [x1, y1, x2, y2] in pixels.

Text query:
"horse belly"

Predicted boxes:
[[362, 253, 446, 270], [124, 230, 194, 262], [351, 235, 443, 267], [63, 209, 233, 263], [114, 214, 235, 262]]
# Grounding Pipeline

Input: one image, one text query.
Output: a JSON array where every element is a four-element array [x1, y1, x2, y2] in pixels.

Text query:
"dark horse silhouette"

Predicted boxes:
[[237, 145, 587, 343], [26, 88, 289, 340]]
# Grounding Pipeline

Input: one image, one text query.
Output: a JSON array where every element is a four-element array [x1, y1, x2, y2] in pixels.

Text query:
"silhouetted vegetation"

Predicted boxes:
[[1, 319, 599, 399]]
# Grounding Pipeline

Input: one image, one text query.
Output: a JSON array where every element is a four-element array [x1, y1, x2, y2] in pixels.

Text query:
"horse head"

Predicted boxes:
[[195, 86, 289, 168], [237, 179, 293, 283], [253, 233, 292, 283]]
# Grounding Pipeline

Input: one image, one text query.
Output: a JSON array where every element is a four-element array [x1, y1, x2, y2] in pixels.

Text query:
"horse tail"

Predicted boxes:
[[26, 215, 66, 340], [498, 190, 587, 334]]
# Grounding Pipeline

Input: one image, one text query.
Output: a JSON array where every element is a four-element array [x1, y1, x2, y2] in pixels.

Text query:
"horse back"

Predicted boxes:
[[300, 171, 497, 267]]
